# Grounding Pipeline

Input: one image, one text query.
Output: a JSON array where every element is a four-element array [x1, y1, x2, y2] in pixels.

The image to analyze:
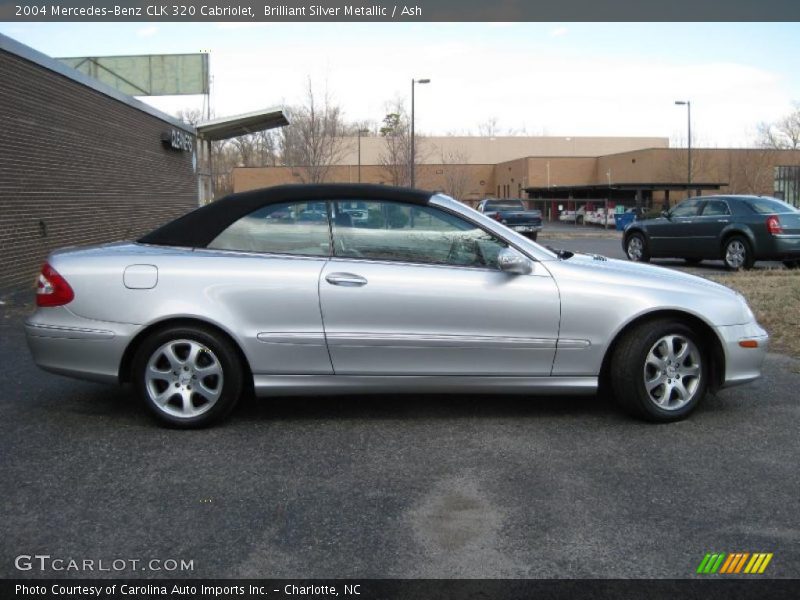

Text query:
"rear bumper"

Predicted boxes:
[[511, 224, 543, 233], [25, 307, 137, 384], [715, 321, 769, 388], [757, 234, 800, 260]]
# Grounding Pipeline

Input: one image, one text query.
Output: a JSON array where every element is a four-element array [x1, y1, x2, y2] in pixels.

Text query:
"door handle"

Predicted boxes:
[[325, 272, 368, 287]]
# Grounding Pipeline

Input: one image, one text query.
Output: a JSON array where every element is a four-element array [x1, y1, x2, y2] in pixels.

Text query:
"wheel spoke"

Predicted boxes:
[[186, 343, 203, 369], [147, 364, 172, 381], [153, 389, 174, 407], [180, 389, 195, 415], [680, 364, 701, 377], [164, 345, 184, 370], [646, 375, 666, 393], [195, 381, 221, 403]]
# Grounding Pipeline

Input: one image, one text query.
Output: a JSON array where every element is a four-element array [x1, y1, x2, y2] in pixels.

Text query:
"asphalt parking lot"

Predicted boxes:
[[1, 293, 799, 579]]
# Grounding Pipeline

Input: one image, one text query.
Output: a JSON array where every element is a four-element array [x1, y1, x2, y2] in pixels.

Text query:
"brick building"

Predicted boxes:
[[0, 34, 198, 291]]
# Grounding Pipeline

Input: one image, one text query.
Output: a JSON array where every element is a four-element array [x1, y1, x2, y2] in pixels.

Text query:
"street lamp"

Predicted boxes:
[[675, 100, 692, 195], [410, 78, 430, 188], [357, 128, 370, 183]]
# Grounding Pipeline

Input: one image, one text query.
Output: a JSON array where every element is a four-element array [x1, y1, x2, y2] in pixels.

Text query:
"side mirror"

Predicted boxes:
[[661, 210, 671, 219], [497, 248, 532, 275]]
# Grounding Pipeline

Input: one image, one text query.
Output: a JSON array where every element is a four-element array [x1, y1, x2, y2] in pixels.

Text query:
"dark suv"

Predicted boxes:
[[622, 195, 800, 270]]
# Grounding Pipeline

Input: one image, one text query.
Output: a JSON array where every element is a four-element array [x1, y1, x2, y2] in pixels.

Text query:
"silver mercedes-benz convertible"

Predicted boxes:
[[25, 184, 768, 427]]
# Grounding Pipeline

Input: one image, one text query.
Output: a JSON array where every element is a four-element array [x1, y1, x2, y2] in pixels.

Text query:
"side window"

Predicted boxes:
[[701, 200, 730, 216], [670, 199, 703, 218], [330, 200, 508, 269], [207, 202, 331, 256]]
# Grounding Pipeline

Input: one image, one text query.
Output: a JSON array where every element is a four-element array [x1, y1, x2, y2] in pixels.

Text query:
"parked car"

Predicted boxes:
[[26, 184, 767, 428], [476, 198, 543, 240], [559, 210, 577, 223], [623, 195, 800, 270]]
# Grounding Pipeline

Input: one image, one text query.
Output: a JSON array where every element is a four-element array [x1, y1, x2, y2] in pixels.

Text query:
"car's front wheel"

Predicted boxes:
[[723, 236, 754, 271], [132, 325, 244, 428], [610, 319, 708, 422], [625, 232, 650, 263]]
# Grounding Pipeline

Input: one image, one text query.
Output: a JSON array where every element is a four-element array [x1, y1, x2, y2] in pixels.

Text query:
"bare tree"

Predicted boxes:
[[478, 117, 501, 137], [379, 108, 412, 186], [727, 149, 777, 195], [377, 100, 430, 187], [441, 149, 471, 200], [279, 78, 346, 183], [757, 104, 800, 150]]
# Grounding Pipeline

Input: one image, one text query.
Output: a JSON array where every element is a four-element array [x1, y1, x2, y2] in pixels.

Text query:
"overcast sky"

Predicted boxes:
[[2, 22, 799, 147]]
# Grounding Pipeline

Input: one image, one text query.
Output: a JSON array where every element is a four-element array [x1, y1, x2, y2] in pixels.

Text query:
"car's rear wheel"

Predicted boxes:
[[132, 325, 244, 428], [610, 319, 708, 422], [625, 232, 650, 263], [723, 236, 754, 271]]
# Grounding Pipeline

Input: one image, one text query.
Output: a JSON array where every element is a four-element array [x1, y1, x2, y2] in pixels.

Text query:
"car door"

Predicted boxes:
[[319, 199, 560, 376], [693, 198, 732, 257], [645, 198, 705, 257], [204, 200, 333, 375]]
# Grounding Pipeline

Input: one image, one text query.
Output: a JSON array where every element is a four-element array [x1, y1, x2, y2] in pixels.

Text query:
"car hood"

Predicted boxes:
[[550, 252, 736, 295], [541, 253, 754, 326]]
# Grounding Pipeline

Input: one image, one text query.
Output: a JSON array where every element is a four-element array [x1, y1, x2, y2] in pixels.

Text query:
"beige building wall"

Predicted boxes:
[[233, 163, 496, 202], [338, 135, 668, 166]]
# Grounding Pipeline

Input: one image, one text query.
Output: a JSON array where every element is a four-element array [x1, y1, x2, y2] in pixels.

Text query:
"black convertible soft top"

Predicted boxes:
[[138, 183, 434, 248]]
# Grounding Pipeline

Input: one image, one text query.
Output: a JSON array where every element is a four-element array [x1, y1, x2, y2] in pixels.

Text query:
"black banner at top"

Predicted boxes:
[[2, 0, 800, 22]]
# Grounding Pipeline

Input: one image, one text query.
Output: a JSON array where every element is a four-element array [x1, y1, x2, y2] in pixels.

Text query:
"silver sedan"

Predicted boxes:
[[25, 184, 768, 427]]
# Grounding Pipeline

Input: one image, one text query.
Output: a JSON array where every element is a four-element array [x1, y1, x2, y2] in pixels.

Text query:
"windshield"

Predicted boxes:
[[745, 197, 799, 214]]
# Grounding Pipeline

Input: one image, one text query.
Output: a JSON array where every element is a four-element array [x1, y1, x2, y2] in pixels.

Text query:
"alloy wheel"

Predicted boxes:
[[642, 334, 702, 410], [144, 339, 224, 419], [627, 236, 644, 261], [725, 240, 747, 269]]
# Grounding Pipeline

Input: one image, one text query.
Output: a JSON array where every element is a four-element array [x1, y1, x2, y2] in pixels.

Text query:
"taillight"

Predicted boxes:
[[766, 215, 782, 235], [36, 263, 74, 307]]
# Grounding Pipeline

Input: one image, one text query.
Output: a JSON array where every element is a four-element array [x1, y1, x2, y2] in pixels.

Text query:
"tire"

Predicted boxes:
[[684, 257, 702, 265], [576, 216, 584, 225], [132, 324, 244, 428], [783, 259, 800, 270], [609, 319, 708, 422], [625, 232, 650, 263], [722, 236, 754, 271], [529, 232, 538, 241]]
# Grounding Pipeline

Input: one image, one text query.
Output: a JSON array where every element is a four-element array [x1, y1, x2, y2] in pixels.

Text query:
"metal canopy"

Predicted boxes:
[[525, 182, 727, 196], [196, 107, 289, 141]]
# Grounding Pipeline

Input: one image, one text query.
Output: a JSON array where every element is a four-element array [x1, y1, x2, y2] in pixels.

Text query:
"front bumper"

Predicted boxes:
[[25, 307, 138, 384], [715, 321, 769, 388]]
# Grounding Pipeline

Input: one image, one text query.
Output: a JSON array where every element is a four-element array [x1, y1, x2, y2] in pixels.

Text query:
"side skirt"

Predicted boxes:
[[252, 375, 597, 397]]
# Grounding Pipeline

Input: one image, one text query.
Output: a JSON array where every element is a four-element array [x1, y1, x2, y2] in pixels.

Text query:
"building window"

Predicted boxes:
[[774, 166, 800, 207]]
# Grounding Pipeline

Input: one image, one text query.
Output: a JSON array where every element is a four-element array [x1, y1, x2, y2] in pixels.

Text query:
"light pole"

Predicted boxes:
[[410, 78, 430, 188], [675, 100, 692, 195], [357, 128, 370, 183]]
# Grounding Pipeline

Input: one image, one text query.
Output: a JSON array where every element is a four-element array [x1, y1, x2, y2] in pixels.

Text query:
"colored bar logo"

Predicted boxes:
[[696, 552, 773, 574]]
